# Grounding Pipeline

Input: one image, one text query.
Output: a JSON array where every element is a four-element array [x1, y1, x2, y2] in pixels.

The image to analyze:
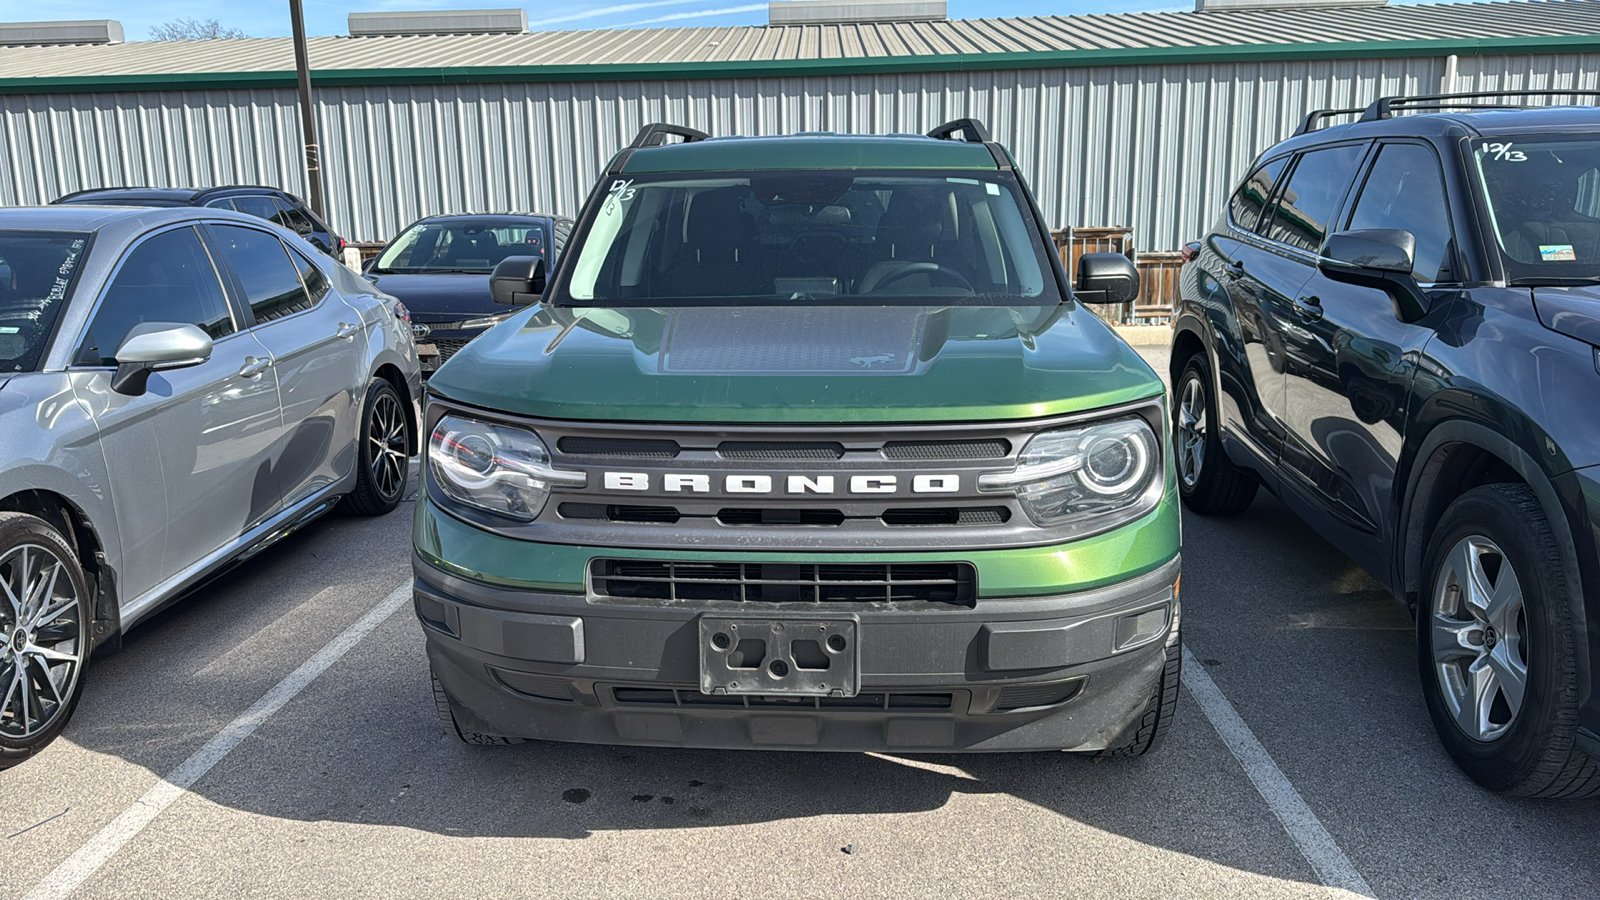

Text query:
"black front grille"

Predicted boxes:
[[609, 686, 954, 710], [559, 503, 680, 523], [434, 338, 471, 363], [717, 441, 845, 460], [717, 508, 846, 526], [591, 559, 976, 606], [557, 436, 681, 458], [882, 439, 1010, 460]]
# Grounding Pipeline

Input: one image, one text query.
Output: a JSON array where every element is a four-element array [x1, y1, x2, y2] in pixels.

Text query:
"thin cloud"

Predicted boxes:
[[620, 3, 767, 26], [531, 0, 712, 28]]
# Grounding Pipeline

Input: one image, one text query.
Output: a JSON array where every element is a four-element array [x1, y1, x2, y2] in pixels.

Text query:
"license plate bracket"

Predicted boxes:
[[698, 616, 859, 697]]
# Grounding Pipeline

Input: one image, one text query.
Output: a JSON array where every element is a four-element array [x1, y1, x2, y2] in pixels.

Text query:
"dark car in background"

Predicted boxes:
[[1171, 92, 1600, 798], [365, 213, 571, 373], [53, 185, 347, 259]]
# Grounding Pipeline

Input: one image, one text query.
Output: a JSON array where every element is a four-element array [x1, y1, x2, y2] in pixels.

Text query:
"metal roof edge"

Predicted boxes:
[[3, 32, 1600, 94]]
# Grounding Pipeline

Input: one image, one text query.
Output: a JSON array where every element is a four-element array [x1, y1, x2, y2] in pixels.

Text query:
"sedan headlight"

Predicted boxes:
[[978, 417, 1162, 527], [428, 415, 585, 521]]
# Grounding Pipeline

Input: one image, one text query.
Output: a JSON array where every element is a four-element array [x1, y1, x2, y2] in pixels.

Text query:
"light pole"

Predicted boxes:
[[289, 0, 325, 218]]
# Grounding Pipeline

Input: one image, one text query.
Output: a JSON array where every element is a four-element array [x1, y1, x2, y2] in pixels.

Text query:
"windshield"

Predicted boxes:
[[0, 231, 90, 372], [557, 170, 1060, 306], [374, 219, 548, 275], [1473, 133, 1600, 283]]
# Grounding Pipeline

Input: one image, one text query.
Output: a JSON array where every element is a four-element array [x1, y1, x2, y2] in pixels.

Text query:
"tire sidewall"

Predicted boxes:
[[357, 379, 407, 512], [1417, 486, 1574, 793], [0, 514, 92, 766]]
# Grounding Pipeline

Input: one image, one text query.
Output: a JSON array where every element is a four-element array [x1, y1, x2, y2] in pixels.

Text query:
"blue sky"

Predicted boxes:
[[22, 0, 1453, 37]]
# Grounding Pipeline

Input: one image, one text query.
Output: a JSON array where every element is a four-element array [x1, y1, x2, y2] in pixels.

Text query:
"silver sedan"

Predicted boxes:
[[0, 205, 421, 768]]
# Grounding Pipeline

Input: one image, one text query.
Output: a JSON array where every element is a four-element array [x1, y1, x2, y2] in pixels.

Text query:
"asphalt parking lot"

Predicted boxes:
[[5, 346, 1598, 900]]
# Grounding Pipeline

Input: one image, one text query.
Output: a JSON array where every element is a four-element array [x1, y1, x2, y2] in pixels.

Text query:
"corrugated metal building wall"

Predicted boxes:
[[3, 52, 1599, 247]]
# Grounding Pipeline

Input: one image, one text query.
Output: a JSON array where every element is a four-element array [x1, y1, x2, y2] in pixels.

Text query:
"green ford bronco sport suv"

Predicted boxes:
[[413, 120, 1182, 754]]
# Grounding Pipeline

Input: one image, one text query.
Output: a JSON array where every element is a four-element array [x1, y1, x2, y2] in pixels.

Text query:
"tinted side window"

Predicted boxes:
[[1347, 144, 1456, 284], [230, 195, 281, 222], [1263, 145, 1365, 253], [287, 245, 330, 302], [77, 227, 234, 366], [203, 198, 238, 211], [1230, 157, 1289, 232], [275, 202, 316, 236], [210, 225, 314, 324]]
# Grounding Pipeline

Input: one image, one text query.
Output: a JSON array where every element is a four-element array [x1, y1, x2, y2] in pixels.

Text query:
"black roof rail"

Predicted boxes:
[[1293, 107, 1364, 137], [1361, 90, 1600, 122], [927, 118, 992, 143], [629, 123, 710, 149]]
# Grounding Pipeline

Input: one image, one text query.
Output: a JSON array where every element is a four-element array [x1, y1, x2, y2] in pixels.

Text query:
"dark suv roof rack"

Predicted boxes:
[[1360, 90, 1600, 122], [1292, 107, 1364, 137], [629, 123, 710, 149], [926, 118, 992, 143]]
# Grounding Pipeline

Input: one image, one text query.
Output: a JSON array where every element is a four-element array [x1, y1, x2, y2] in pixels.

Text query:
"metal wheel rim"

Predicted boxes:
[[368, 391, 408, 501], [1432, 534, 1529, 743], [1176, 374, 1207, 488], [0, 543, 83, 742]]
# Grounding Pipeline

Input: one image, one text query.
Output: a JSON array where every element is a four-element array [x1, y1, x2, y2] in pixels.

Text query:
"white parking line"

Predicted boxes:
[[1181, 647, 1376, 898], [24, 582, 412, 900]]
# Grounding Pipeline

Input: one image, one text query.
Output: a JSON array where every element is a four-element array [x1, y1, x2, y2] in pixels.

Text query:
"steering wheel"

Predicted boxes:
[[860, 261, 973, 294]]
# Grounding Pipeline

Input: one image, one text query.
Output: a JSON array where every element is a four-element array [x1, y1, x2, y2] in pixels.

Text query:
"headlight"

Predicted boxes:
[[427, 415, 585, 521], [978, 417, 1161, 527]]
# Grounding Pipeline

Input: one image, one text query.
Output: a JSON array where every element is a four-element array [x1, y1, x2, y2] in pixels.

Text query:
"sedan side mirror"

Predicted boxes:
[[1074, 253, 1140, 306], [1318, 229, 1428, 323], [491, 256, 547, 306], [112, 322, 213, 396]]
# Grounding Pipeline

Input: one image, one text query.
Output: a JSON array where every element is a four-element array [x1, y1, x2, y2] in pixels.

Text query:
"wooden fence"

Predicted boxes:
[[1050, 227, 1181, 325]]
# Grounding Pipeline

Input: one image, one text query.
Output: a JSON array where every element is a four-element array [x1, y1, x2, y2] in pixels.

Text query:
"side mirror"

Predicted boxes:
[[111, 322, 213, 396], [1318, 229, 1428, 322], [490, 256, 547, 307], [1074, 252, 1140, 305]]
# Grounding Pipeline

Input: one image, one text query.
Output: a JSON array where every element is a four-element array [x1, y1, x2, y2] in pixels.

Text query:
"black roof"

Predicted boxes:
[[52, 185, 300, 206], [1274, 105, 1600, 158]]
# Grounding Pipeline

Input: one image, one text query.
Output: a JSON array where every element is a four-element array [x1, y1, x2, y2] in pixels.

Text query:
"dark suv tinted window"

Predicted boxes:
[[1264, 145, 1365, 253], [210, 224, 315, 323], [77, 226, 234, 366], [230, 195, 281, 221], [1230, 157, 1289, 233], [1347, 143, 1456, 284]]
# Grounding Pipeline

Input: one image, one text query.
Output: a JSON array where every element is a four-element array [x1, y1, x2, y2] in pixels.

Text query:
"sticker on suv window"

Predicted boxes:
[[1540, 244, 1577, 261]]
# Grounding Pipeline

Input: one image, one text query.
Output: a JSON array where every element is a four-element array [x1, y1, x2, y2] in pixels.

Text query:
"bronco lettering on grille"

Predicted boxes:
[[601, 472, 961, 494]]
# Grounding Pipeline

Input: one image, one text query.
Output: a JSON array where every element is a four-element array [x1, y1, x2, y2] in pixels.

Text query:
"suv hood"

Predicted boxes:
[[364, 272, 495, 323], [426, 303, 1161, 423], [1531, 286, 1600, 347]]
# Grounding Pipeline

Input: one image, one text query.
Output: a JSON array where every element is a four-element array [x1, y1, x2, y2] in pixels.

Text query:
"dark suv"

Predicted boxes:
[[53, 185, 346, 258], [1172, 92, 1600, 798]]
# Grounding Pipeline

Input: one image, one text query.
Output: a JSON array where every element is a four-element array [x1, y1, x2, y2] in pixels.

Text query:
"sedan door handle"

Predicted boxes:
[[1293, 295, 1324, 321], [1226, 260, 1246, 278], [238, 356, 273, 378], [335, 322, 361, 340]]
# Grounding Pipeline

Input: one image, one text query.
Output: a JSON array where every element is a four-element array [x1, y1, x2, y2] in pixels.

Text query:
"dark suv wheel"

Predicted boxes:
[[1419, 484, 1600, 797], [1173, 353, 1257, 515]]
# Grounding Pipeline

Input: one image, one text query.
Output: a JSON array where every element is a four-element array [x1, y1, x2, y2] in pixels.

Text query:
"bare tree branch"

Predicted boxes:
[[148, 18, 249, 41]]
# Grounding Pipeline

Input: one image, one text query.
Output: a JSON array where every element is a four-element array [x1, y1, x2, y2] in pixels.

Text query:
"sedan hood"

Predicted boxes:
[[1532, 286, 1600, 347], [363, 272, 496, 323], [427, 303, 1162, 424]]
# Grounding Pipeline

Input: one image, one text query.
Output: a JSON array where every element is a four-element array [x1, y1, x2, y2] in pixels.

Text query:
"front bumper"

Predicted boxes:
[[416, 551, 1180, 752]]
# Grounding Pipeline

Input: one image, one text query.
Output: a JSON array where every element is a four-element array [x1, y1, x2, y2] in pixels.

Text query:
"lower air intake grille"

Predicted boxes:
[[591, 560, 976, 606]]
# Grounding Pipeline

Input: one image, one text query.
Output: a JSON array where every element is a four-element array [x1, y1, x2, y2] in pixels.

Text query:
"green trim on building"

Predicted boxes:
[[3, 32, 1600, 95]]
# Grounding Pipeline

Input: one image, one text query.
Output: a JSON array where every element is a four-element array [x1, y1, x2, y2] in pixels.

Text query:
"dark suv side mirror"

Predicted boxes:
[[1318, 229, 1428, 322], [1074, 253, 1139, 305], [490, 256, 547, 306]]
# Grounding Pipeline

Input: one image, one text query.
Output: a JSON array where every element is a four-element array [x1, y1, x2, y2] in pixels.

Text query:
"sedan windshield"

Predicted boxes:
[[373, 219, 547, 274], [1474, 133, 1600, 282], [0, 231, 90, 372], [558, 170, 1060, 306]]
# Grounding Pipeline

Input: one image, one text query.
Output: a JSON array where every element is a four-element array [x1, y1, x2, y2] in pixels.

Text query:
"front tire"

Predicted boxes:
[[0, 513, 92, 771], [344, 378, 411, 516], [1419, 484, 1600, 797], [1173, 354, 1257, 515], [1097, 603, 1182, 758], [431, 670, 523, 746]]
